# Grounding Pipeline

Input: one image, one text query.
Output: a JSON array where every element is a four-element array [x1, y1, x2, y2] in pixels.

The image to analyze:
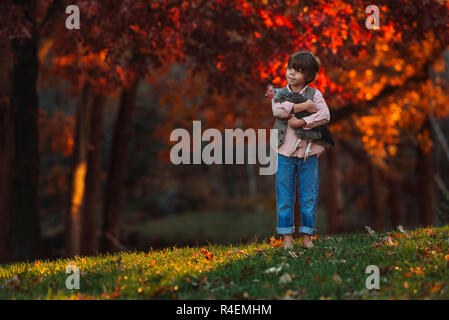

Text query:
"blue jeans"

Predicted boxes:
[[276, 153, 319, 235]]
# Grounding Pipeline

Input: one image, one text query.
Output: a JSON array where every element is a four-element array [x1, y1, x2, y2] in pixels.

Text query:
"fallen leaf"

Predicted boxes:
[[384, 235, 398, 246], [279, 273, 292, 284], [3, 275, 20, 290], [333, 273, 342, 284], [264, 262, 289, 275], [365, 226, 376, 236], [430, 282, 444, 293], [425, 228, 436, 238], [201, 248, 214, 261]]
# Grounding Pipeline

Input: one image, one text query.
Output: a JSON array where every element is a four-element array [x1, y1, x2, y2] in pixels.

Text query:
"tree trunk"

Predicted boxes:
[[387, 169, 404, 228], [65, 83, 91, 257], [81, 94, 106, 255], [0, 40, 14, 264], [368, 161, 384, 230], [101, 79, 139, 252], [417, 119, 436, 226], [325, 147, 343, 234], [10, 0, 42, 261]]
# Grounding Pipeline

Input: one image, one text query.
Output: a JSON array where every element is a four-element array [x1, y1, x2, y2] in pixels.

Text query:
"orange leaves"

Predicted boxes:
[[349, 70, 356, 78], [235, 0, 253, 17], [404, 266, 425, 277], [269, 236, 283, 248], [417, 129, 433, 153], [433, 56, 446, 72], [129, 25, 147, 37], [52, 55, 76, 67], [201, 248, 214, 261], [404, 277, 445, 296], [391, 233, 408, 239], [372, 235, 398, 248], [274, 16, 286, 27], [273, 15, 293, 28], [272, 76, 282, 84], [100, 276, 123, 299], [429, 282, 444, 293], [385, 235, 399, 247], [354, 74, 449, 166], [258, 9, 274, 28], [39, 110, 75, 157], [216, 54, 226, 71]]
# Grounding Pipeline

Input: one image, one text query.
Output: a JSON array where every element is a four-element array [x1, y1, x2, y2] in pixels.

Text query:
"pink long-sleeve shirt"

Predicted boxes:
[[272, 84, 331, 158]]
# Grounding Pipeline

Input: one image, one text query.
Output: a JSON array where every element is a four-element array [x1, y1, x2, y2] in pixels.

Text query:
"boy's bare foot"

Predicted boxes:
[[283, 234, 294, 249], [302, 234, 314, 248]]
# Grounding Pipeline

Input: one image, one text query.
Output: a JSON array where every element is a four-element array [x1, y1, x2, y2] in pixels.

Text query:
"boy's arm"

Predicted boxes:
[[291, 100, 315, 114], [301, 90, 330, 130], [272, 99, 294, 119]]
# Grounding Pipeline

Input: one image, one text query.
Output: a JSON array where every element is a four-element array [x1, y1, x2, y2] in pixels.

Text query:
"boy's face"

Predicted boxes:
[[286, 67, 305, 87]]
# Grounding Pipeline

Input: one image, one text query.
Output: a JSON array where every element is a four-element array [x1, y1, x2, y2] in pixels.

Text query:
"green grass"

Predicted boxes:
[[1, 225, 449, 300]]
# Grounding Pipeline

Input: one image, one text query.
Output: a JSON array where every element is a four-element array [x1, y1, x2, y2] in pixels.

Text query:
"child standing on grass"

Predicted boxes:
[[271, 51, 331, 249]]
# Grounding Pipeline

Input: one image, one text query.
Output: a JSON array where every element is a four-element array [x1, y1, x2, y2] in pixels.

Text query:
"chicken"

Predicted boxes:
[[266, 85, 334, 161]]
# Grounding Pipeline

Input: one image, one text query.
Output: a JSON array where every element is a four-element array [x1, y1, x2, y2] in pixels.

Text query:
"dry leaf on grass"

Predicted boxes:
[[264, 262, 289, 275], [365, 226, 376, 236], [333, 273, 342, 284], [279, 273, 292, 284]]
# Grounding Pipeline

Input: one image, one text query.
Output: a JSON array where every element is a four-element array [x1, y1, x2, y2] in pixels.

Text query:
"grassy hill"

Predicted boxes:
[[1, 225, 448, 300]]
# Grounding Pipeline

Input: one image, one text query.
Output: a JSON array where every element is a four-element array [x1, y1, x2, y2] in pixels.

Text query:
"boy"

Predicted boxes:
[[271, 51, 331, 249]]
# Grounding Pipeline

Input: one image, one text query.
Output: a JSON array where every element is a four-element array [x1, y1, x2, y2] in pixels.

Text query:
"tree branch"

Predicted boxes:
[[38, 0, 63, 37]]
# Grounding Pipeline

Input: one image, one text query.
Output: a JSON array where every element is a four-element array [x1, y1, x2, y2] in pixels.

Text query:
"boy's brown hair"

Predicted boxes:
[[287, 51, 321, 85]]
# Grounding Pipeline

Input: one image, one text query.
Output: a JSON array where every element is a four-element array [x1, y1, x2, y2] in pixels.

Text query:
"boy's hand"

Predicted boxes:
[[304, 100, 317, 113], [288, 117, 306, 129], [293, 100, 317, 113]]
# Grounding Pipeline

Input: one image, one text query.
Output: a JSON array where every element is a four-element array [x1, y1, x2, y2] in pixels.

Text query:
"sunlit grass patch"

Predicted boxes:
[[1, 225, 448, 299]]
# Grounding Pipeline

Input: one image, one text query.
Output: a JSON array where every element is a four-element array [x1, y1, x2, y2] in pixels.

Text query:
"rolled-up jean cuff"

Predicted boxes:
[[277, 226, 295, 234], [299, 226, 316, 235]]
